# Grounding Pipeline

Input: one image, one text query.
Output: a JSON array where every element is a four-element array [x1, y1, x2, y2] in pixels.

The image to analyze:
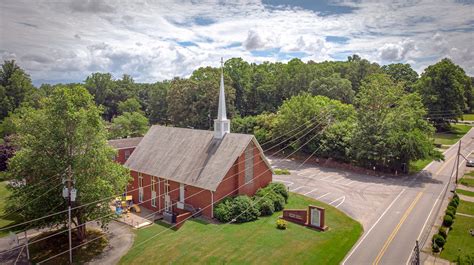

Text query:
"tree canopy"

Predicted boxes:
[[6, 86, 130, 240]]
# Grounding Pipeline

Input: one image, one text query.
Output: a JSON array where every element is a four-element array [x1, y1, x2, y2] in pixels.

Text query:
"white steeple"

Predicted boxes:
[[214, 57, 230, 139]]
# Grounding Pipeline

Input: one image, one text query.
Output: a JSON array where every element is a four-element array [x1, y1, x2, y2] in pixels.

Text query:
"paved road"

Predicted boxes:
[[343, 128, 474, 265]]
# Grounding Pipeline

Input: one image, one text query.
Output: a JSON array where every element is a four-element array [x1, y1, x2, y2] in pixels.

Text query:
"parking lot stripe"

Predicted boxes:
[[316, 192, 330, 199], [332, 177, 345, 183], [320, 176, 332, 181], [344, 180, 356, 186], [329, 196, 345, 205], [273, 180, 294, 186], [290, 186, 304, 192], [303, 188, 318, 195]]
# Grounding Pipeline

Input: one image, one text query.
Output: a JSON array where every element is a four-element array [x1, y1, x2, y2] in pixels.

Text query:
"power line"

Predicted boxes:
[[0, 110, 335, 258], [36, 113, 334, 264]]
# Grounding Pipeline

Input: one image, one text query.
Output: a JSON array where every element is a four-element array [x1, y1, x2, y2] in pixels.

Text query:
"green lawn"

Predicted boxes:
[[440, 215, 474, 262], [409, 159, 432, 174], [462, 113, 474, 121], [460, 177, 474, 187], [120, 193, 363, 265], [457, 200, 474, 216], [456, 189, 474, 197], [434, 124, 471, 146], [0, 181, 18, 237]]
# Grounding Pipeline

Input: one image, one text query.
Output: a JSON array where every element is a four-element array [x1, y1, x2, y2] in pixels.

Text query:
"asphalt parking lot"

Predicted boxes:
[[269, 156, 414, 229]]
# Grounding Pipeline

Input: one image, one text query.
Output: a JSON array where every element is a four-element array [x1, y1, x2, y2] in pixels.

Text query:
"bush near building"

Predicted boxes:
[[214, 183, 289, 223]]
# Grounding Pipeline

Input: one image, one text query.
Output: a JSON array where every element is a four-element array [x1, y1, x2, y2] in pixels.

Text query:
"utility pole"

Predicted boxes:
[[62, 165, 76, 264], [455, 140, 461, 185]]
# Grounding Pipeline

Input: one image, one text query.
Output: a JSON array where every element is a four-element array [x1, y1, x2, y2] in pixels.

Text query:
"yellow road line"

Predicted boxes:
[[371, 146, 457, 264], [373, 191, 424, 265]]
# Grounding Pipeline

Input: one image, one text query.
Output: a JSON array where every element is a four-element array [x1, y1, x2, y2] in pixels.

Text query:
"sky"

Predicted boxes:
[[0, 0, 473, 86]]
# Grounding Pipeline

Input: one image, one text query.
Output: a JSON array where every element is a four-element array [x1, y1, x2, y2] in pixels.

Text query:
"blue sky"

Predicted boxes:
[[0, 0, 473, 86]]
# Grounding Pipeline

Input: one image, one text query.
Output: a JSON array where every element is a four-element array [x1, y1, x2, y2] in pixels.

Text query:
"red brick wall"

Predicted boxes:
[[125, 140, 272, 220], [127, 171, 214, 218], [114, 147, 136, 164], [215, 141, 272, 201]]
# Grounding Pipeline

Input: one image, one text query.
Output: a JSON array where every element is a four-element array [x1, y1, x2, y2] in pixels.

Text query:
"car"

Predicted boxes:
[[467, 160, 474, 167]]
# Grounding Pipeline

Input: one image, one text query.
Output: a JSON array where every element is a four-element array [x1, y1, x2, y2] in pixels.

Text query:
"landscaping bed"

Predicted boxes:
[[120, 193, 363, 265]]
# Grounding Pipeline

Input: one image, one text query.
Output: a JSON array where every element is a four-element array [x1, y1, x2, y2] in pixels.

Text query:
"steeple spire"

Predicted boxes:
[[214, 57, 230, 139], [217, 57, 227, 121]]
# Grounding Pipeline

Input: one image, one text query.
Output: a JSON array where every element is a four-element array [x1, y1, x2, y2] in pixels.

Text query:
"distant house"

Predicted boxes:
[[110, 59, 273, 220], [108, 137, 142, 164]]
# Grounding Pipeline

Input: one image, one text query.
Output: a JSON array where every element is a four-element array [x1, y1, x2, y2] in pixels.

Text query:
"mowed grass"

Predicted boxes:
[[456, 189, 474, 197], [462, 113, 474, 121], [457, 200, 474, 216], [409, 159, 432, 174], [460, 177, 474, 187], [440, 214, 474, 262], [434, 124, 471, 146], [120, 193, 363, 265], [0, 181, 18, 237]]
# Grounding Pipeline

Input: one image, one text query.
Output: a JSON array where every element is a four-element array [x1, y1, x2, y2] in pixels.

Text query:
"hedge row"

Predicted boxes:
[[213, 183, 289, 223], [432, 193, 460, 253]]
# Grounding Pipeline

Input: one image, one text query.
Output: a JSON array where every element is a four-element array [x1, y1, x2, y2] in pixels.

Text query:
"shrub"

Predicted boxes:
[[453, 193, 459, 201], [445, 209, 455, 219], [432, 234, 446, 248], [256, 189, 285, 211], [432, 242, 440, 253], [276, 219, 287, 230], [449, 200, 459, 208], [229, 196, 260, 223], [267, 182, 289, 203], [255, 197, 275, 216], [214, 197, 234, 223], [443, 215, 454, 227], [438, 226, 447, 239], [274, 168, 291, 175], [447, 205, 457, 214]]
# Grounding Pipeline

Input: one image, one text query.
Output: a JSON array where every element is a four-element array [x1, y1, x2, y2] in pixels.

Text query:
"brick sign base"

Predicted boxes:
[[282, 205, 328, 231]]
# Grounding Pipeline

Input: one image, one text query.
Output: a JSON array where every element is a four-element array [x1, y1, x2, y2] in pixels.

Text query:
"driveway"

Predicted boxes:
[[269, 156, 414, 230]]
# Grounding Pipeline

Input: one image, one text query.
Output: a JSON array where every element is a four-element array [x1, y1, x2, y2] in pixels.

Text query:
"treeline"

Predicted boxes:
[[0, 55, 472, 172]]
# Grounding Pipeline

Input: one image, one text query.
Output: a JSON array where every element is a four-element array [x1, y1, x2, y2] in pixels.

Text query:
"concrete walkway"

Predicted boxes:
[[457, 212, 474, 218], [459, 194, 474, 202], [458, 184, 474, 192], [87, 221, 135, 265]]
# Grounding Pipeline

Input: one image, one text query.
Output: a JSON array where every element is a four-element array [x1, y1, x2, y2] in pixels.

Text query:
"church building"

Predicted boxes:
[[111, 59, 273, 221]]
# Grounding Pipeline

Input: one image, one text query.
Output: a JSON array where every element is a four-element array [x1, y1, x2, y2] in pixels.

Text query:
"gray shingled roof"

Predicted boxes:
[[124, 125, 261, 191], [108, 137, 143, 149]]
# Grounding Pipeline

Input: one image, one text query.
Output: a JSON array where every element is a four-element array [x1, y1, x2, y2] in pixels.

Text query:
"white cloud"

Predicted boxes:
[[0, 0, 472, 85]]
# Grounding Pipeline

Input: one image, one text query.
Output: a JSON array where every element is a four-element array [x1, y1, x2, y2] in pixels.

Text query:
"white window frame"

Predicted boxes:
[[177, 183, 185, 209], [138, 173, 143, 203], [151, 176, 157, 207], [164, 180, 171, 212], [245, 144, 254, 183], [124, 149, 131, 160]]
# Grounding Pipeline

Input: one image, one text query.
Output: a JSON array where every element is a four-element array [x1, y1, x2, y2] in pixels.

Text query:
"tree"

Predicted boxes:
[[344, 55, 381, 92], [109, 111, 149, 139], [352, 74, 442, 172], [273, 94, 356, 161], [0, 60, 34, 120], [6, 86, 130, 241], [382, 63, 418, 92], [310, 73, 355, 104], [144, 82, 169, 125], [415, 58, 471, 129], [0, 136, 15, 172], [167, 68, 235, 129], [117, 98, 142, 114]]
